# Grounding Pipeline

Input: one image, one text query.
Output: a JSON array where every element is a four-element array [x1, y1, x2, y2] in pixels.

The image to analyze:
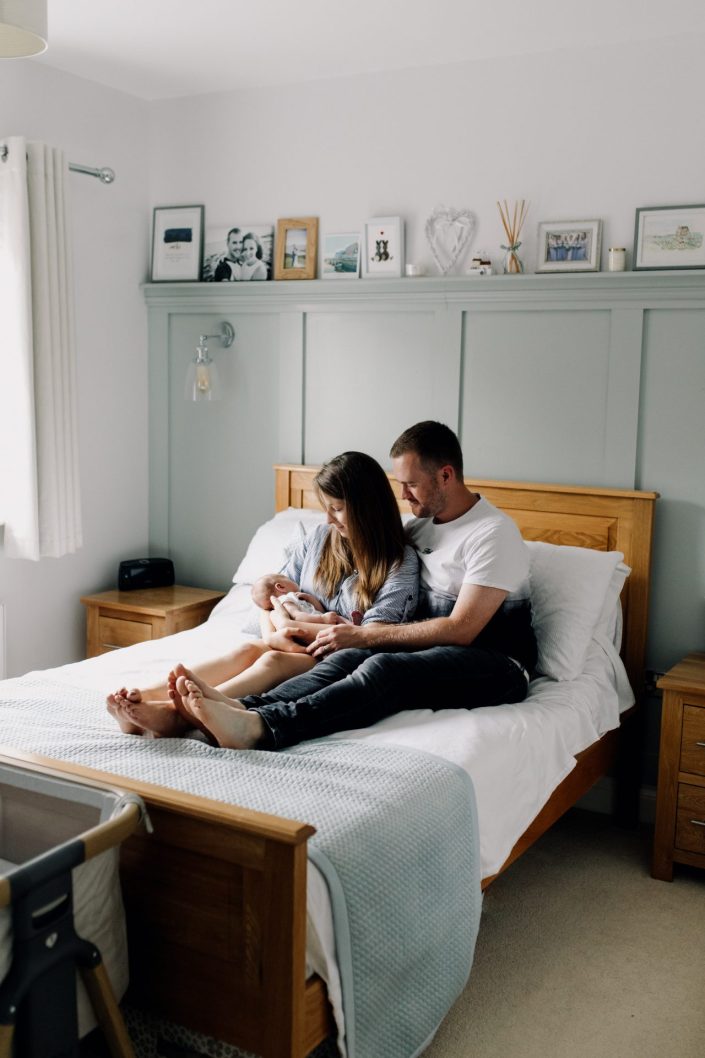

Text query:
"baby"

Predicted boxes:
[[250, 573, 361, 625]]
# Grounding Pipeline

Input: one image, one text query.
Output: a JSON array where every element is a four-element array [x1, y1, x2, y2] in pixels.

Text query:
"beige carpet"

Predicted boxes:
[[423, 809, 705, 1058]]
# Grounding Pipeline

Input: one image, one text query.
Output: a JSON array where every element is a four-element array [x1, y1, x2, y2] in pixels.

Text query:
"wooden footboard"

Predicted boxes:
[[0, 746, 333, 1058]]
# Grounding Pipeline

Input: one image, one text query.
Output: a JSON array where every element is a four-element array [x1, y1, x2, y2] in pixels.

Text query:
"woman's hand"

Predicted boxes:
[[265, 628, 310, 653], [268, 596, 295, 630]]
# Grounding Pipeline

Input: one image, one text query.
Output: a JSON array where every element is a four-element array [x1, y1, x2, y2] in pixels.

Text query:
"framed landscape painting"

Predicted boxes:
[[633, 205, 705, 270]]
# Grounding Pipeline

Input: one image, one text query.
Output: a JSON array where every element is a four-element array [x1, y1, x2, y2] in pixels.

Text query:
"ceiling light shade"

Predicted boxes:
[[0, 0, 47, 57]]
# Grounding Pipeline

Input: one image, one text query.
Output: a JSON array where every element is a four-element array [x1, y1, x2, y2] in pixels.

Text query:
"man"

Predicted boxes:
[[213, 227, 242, 281], [182, 421, 537, 749]]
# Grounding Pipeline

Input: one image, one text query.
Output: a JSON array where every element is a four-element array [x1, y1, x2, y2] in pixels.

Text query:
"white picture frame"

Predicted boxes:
[[362, 216, 405, 278], [151, 205, 204, 282], [536, 219, 602, 273]]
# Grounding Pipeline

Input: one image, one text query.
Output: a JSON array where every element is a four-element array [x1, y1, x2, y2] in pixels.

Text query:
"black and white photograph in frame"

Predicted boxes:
[[362, 216, 404, 278], [202, 223, 274, 281], [321, 233, 361, 278], [151, 205, 204, 282]]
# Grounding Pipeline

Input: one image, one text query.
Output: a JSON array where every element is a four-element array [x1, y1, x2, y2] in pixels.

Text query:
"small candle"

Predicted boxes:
[[405, 263, 424, 277], [608, 248, 626, 272]]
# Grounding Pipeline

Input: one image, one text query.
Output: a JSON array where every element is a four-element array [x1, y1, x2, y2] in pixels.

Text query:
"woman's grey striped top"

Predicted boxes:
[[280, 523, 419, 624]]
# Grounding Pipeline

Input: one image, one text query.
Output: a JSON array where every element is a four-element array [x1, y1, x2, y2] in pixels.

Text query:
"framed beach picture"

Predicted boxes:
[[274, 217, 318, 280], [321, 232, 361, 278], [202, 223, 274, 281], [536, 219, 602, 273], [633, 205, 705, 270], [362, 216, 404, 278], [151, 205, 204, 281]]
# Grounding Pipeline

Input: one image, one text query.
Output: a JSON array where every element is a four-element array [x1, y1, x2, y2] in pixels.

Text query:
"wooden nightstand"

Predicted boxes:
[[80, 585, 226, 658], [652, 652, 705, 880]]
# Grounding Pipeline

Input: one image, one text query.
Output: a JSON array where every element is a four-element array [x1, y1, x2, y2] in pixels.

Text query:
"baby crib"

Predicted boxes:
[[0, 754, 146, 1058]]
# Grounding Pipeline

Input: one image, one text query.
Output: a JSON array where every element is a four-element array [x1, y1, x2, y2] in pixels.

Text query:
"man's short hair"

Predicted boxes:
[[390, 421, 464, 477]]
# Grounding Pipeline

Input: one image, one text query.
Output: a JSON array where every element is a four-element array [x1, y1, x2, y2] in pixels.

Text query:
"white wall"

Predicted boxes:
[[148, 34, 705, 272], [0, 61, 150, 676]]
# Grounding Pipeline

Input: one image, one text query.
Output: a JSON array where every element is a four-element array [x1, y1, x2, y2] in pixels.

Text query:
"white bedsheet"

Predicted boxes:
[[25, 590, 632, 1053]]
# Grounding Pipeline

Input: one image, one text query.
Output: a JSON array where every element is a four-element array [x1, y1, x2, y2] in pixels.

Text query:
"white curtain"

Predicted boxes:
[[0, 135, 82, 560]]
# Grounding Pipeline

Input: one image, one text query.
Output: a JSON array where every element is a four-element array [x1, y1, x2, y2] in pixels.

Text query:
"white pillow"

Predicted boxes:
[[527, 541, 628, 681], [232, 507, 325, 585]]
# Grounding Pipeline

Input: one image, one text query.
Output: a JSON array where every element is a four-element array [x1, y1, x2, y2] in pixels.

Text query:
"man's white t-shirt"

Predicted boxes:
[[406, 496, 530, 619]]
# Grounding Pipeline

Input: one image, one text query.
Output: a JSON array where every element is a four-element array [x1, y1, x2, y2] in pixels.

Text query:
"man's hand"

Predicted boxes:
[[265, 627, 310, 653], [307, 623, 367, 657]]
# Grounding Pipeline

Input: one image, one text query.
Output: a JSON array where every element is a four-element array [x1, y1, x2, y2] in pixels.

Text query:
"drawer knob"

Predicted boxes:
[[696, 741, 705, 748], [690, 819, 705, 828]]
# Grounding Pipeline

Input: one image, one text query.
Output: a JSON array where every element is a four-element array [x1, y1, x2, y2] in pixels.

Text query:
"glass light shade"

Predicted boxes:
[[185, 354, 221, 401], [0, 0, 48, 57]]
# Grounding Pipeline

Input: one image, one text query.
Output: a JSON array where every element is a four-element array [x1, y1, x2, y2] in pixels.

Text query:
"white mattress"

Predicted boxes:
[[27, 585, 632, 1053]]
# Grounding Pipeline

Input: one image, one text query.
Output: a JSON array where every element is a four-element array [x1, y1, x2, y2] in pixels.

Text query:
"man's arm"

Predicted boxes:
[[307, 582, 508, 656]]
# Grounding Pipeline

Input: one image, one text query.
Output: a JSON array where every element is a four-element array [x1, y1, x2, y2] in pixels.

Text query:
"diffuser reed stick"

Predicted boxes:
[[497, 199, 529, 273]]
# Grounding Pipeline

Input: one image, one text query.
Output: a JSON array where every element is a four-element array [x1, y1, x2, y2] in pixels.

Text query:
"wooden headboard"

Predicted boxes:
[[274, 464, 659, 698]]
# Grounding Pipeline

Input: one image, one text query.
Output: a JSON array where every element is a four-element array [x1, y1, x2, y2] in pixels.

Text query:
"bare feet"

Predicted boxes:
[[106, 688, 143, 735], [169, 663, 234, 707], [180, 680, 264, 750], [108, 688, 187, 738]]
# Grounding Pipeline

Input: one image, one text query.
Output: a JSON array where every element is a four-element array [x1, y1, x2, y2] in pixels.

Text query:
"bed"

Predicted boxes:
[[0, 465, 658, 1058]]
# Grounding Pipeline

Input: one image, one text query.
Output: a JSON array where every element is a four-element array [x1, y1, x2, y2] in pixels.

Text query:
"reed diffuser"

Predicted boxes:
[[497, 199, 529, 274]]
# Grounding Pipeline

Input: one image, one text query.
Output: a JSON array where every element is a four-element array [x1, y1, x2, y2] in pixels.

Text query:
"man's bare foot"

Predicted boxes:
[[169, 663, 235, 707], [106, 688, 143, 735], [112, 694, 188, 738], [181, 681, 264, 750]]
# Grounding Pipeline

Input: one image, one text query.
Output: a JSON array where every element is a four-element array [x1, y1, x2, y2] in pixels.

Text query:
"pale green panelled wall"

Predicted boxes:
[[145, 272, 705, 782]]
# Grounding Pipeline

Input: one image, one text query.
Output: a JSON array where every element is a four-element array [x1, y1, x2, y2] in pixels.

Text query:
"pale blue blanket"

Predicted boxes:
[[0, 674, 482, 1058]]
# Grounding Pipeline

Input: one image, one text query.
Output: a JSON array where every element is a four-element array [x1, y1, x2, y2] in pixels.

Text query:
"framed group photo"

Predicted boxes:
[[362, 216, 404, 278], [274, 217, 319, 280], [151, 205, 204, 282], [202, 223, 274, 282], [633, 204, 705, 270], [536, 219, 602, 273]]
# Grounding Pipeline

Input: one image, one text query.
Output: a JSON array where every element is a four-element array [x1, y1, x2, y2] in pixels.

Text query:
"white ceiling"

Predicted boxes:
[[31, 0, 705, 101]]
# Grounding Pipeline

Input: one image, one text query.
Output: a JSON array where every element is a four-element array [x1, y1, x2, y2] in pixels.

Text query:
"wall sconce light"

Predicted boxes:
[[0, 0, 48, 57], [185, 321, 235, 402]]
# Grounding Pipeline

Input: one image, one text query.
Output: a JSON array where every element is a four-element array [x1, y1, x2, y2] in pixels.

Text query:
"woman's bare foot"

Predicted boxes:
[[112, 693, 188, 738], [181, 680, 264, 750], [106, 688, 143, 735]]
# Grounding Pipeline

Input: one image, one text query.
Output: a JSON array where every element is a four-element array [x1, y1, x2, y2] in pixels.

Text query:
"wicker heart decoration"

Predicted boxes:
[[425, 205, 476, 275]]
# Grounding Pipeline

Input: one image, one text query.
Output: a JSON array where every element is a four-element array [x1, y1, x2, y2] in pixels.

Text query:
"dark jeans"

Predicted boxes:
[[241, 646, 530, 750]]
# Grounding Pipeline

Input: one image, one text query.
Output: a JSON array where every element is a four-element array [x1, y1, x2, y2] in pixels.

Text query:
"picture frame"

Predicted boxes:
[[633, 204, 705, 270], [202, 223, 274, 282], [321, 232, 361, 279], [274, 217, 318, 280], [151, 205, 204, 282], [536, 219, 602, 273], [363, 216, 404, 278]]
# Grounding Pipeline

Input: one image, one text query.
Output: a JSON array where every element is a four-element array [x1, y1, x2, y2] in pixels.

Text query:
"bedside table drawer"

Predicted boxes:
[[98, 615, 152, 651], [675, 783, 705, 855], [680, 705, 705, 776]]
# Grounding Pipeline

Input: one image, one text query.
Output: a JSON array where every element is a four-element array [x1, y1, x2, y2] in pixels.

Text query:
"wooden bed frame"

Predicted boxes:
[[1, 465, 658, 1058]]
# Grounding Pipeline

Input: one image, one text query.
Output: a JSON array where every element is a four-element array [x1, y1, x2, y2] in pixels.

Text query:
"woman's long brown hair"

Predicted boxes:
[[313, 451, 406, 612]]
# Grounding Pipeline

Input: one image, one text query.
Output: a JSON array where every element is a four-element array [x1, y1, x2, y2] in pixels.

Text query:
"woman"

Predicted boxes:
[[107, 451, 418, 737], [239, 232, 268, 281]]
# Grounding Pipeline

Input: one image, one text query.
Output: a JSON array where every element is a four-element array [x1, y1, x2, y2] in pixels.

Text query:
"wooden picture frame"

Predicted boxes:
[[151, 205, 204, 282], [274, 217, 318, 280], [633, 204, 705, 270]]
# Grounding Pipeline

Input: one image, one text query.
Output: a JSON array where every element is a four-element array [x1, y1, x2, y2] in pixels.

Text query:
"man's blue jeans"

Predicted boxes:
[[241, 646, 530, 750]]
